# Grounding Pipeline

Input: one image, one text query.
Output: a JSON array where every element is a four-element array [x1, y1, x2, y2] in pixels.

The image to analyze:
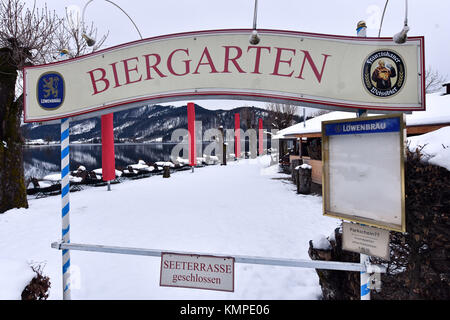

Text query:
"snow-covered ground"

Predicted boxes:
[[3, 125, 448, 300], [0, 155, 340, 300]]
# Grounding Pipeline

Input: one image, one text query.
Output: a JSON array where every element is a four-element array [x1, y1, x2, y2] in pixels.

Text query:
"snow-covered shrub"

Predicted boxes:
[[21, 265, 51, 300]]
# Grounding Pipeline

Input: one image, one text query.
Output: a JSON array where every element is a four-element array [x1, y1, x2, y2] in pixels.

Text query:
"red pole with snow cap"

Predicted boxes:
[[187, 102, 196, 171], [258, 118, 263, 156], [101, 113, 116, 190]]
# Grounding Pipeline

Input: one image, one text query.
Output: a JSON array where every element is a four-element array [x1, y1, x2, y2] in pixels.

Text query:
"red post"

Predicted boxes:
[[187, 102, 196, 167], [234, 113, 240, 159], [101, 113, 116, 182], [258, 118, 263, 156]]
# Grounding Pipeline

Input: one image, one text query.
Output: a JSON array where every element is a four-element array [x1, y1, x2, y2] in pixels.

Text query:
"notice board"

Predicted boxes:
[[322, 114, 406, 232]]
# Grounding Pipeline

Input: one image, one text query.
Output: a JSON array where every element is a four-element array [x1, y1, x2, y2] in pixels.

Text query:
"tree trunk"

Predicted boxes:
[[0, 48, 28, 213]]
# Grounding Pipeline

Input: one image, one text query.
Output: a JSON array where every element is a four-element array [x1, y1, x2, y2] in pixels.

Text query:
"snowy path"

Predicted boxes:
[[0, 156, 340, 299]]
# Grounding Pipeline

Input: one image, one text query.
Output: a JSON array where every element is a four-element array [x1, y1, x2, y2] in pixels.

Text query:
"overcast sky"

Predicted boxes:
[[24, 0, 450, 114]]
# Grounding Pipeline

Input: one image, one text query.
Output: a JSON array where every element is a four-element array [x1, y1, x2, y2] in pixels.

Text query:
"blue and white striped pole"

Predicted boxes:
[[61, 118, 71, 300], [360, 254, 371, 300]]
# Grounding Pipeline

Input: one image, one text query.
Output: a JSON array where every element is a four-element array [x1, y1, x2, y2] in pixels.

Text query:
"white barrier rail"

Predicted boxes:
[[51, 241, 386, 273]]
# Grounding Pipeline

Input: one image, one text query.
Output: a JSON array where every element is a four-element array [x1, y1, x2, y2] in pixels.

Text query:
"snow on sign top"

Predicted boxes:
[[23, 29, 425, 123]]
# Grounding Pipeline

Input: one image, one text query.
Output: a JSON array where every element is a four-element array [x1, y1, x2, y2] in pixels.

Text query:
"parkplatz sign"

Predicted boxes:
[[23, 29, 425, 123], [342, 222, 391, 260]]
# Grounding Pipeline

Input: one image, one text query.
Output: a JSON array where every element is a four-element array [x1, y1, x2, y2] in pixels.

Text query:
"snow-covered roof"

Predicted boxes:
[[273, 93, 450, 139], [273, 111, 354, 139]]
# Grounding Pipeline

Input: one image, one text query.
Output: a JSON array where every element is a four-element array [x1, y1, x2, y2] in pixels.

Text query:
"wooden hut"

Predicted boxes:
[[273, 91, 450, 185]]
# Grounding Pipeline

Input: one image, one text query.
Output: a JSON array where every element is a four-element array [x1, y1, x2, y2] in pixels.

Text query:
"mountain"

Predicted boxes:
[[21, 104, 302, 143]]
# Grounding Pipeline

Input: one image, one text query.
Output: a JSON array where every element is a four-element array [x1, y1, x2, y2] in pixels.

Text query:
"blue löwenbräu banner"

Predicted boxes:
[[325, 117, 400, 136]]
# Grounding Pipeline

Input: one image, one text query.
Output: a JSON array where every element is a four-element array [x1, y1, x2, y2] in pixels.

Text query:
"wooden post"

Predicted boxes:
[[163, 165, 170, 178], [298, 164, 312, 194], [219, 126, 226, 166], [291, 159, 302, 186], [223, 143, 227, 166]]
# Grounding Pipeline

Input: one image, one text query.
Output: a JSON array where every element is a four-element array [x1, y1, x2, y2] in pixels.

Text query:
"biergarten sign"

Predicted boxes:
[[23, 29, 425, 123]]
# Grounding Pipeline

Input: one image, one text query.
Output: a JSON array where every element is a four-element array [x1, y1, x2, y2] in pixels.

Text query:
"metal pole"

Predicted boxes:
[[303, 108, 306, 128], [82, 0, 143, 39], [378, 0, 389, 37], [356, 21, 371, 300], [52, 241, 385, 273], [60, 118, 71, 300], [252, 0, 258, 30]]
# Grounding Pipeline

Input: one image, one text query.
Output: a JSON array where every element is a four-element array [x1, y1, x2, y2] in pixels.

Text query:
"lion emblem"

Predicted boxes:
[[42, 76, 59, 98]]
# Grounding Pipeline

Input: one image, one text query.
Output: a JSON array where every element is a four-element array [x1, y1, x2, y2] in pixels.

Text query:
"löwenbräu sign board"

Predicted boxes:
[[23, 29, 425, 123], [322, 114, 406, 232]]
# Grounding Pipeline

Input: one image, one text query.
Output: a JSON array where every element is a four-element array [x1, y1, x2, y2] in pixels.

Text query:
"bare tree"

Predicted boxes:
[[240, 106, 256, 129], [266, 102, 298, 130], [0, 0, 107, 213], [309, 109, 331, 118], [425, 67, 447, 93], [54, 8, 108, 59]]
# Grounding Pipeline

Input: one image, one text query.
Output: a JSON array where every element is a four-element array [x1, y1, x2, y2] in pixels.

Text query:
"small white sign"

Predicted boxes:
[[342, 222, 390, 260], [160, 252, 234, 292]]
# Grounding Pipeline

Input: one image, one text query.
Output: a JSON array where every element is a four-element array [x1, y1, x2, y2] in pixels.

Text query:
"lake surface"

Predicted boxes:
[[23, 140, 271, 179], [23, 143, 185, 179]]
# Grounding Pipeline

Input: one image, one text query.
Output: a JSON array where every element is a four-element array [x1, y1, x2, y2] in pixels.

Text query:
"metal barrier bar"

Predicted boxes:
[[51, 241, 386, 273]]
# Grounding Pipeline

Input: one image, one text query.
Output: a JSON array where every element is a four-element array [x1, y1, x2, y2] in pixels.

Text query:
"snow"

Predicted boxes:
[[155, 161, 175, 167], [273, 111, 355, 139], [0, 155, 340, 300], [125, 160, 155, 171], [70, 120, 96, 135], [407, 93, 450, 126], [93, 168, 124, 177], [296, 164, 312, 170], [0, 259, 35, 300], [407, 126, 450, 171], [25, 139, 46, 145], [174, 157, 190, 165], [43, 174, 61, 181], [43, 173, 83, 183], [310, 235, 332, 250]]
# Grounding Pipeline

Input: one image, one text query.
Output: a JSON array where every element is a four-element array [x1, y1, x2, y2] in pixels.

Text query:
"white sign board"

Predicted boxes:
[[23, 29, 425, 123], [160, 252, 234, 292], [322, 114, 406, 232], [342, 222, 390, 260]]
